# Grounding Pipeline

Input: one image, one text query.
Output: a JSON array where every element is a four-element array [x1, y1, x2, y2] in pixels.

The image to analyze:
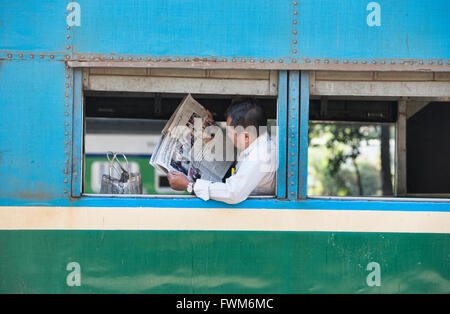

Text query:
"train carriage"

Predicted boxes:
[[0, 0, 449, 293]]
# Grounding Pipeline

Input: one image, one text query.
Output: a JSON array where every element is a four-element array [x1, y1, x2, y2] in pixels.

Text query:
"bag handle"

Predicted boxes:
[[106, 151, 130, 178]]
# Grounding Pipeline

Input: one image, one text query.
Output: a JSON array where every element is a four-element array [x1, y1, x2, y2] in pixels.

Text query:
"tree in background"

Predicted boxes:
[[308, 123, 393, 196]]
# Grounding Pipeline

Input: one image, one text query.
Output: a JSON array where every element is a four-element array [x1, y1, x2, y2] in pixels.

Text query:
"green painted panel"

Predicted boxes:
[[0, 231, 449, 293]]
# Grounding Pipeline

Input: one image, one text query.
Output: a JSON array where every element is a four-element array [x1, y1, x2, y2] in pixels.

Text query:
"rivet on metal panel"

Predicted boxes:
[[353, 60, 358, 64], [438, 61, 443, 65], [65, 55, 70, 60], [293, 11, 298, 15], [292, 40, 298, 44], [290, 181, 295, 186], [279, 59, 284, 63], [128, 57, 133, 61], [314, 59, 320, 64], [250, 59, 255, 63], [343, 60, 349, 64], [30, 54, 34, 59], [269, 59, 274, 63], [292, 30, 298, 35], [324, 59, 329, 64], [66, 45, 71, 50], [293, 1, 298, 5], [18, 54, 23, 58], [7, 54, 12, 58], [290, 191, 295, 196], [305, 58, 311, 63], [428, 61, 434, 65], [361, 60, 367, 64], [293, 20, 298, 25], [292, 58, 297, 63], [290, 162, 296, 166]]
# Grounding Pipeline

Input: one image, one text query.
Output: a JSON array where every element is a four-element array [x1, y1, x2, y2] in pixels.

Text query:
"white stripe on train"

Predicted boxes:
[[0, 206, 449, 233]]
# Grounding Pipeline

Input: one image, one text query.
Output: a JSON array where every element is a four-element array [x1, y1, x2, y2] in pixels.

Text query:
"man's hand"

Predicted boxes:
[[204, 109, 214, 127], [167, 171, 190, 191]]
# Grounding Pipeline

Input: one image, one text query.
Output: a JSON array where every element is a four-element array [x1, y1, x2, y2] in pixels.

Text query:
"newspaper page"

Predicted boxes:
[[150, 94, 233, 182]]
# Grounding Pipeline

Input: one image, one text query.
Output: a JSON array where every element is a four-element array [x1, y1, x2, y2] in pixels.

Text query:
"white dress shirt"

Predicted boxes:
[[193, 132, 276, 204]]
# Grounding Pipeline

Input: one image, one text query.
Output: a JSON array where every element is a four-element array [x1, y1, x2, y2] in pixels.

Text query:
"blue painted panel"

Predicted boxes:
[[1, 194, 450, 212], [0, 60, 68, 202], [298, 0, 450, 60], [71, 69, 83, 197], [0, 1, 66, 52], [277, 71, 288, 199], [298, 71, 309, 199], [72, 0, 291, 58], [287, 71, 299, 200]]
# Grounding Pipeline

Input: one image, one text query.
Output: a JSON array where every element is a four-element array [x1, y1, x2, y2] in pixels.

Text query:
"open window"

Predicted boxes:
[[80, 68, 279, 197], [307, 71, 450, 199]]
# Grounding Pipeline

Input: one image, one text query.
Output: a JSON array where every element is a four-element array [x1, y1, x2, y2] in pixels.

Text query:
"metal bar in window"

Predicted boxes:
[[395, 98, 407, 196], [298, 71, 310, 199], [287, 71, 300, 200], [277, 71, 288, 199], [71, 68, 83, 197]]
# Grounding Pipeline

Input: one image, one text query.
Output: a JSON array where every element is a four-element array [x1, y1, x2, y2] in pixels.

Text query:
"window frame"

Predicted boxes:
[[70, 67, 284, 202], [70, 67, 450, 209]]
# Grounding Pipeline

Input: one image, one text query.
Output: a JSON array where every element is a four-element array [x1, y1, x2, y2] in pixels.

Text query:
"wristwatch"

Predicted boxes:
[[187, 182, 194, 194]]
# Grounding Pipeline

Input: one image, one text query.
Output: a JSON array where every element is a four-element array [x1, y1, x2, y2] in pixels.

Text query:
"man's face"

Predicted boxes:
[[226, 116, 248, 150]]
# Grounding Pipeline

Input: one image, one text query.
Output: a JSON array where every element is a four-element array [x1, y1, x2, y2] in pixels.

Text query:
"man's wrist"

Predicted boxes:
[[186, 182, 194, 193]]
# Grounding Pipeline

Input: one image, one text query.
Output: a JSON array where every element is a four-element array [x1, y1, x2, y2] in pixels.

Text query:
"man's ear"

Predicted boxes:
[[244, 132, 250, 145]]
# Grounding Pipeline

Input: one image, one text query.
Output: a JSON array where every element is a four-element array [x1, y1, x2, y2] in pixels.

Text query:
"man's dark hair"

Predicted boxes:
[[225, 99, 266, 133]]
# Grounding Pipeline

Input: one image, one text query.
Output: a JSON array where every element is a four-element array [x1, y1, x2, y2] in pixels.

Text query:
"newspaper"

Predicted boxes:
[[150, 94, 233, 182]]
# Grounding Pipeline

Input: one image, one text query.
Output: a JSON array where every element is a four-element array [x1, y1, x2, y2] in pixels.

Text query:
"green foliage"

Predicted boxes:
[[308, 123, 384, 197]]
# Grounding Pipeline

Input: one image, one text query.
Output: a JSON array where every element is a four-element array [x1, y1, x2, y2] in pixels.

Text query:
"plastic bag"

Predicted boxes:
[[100, 152, 143, 194]]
